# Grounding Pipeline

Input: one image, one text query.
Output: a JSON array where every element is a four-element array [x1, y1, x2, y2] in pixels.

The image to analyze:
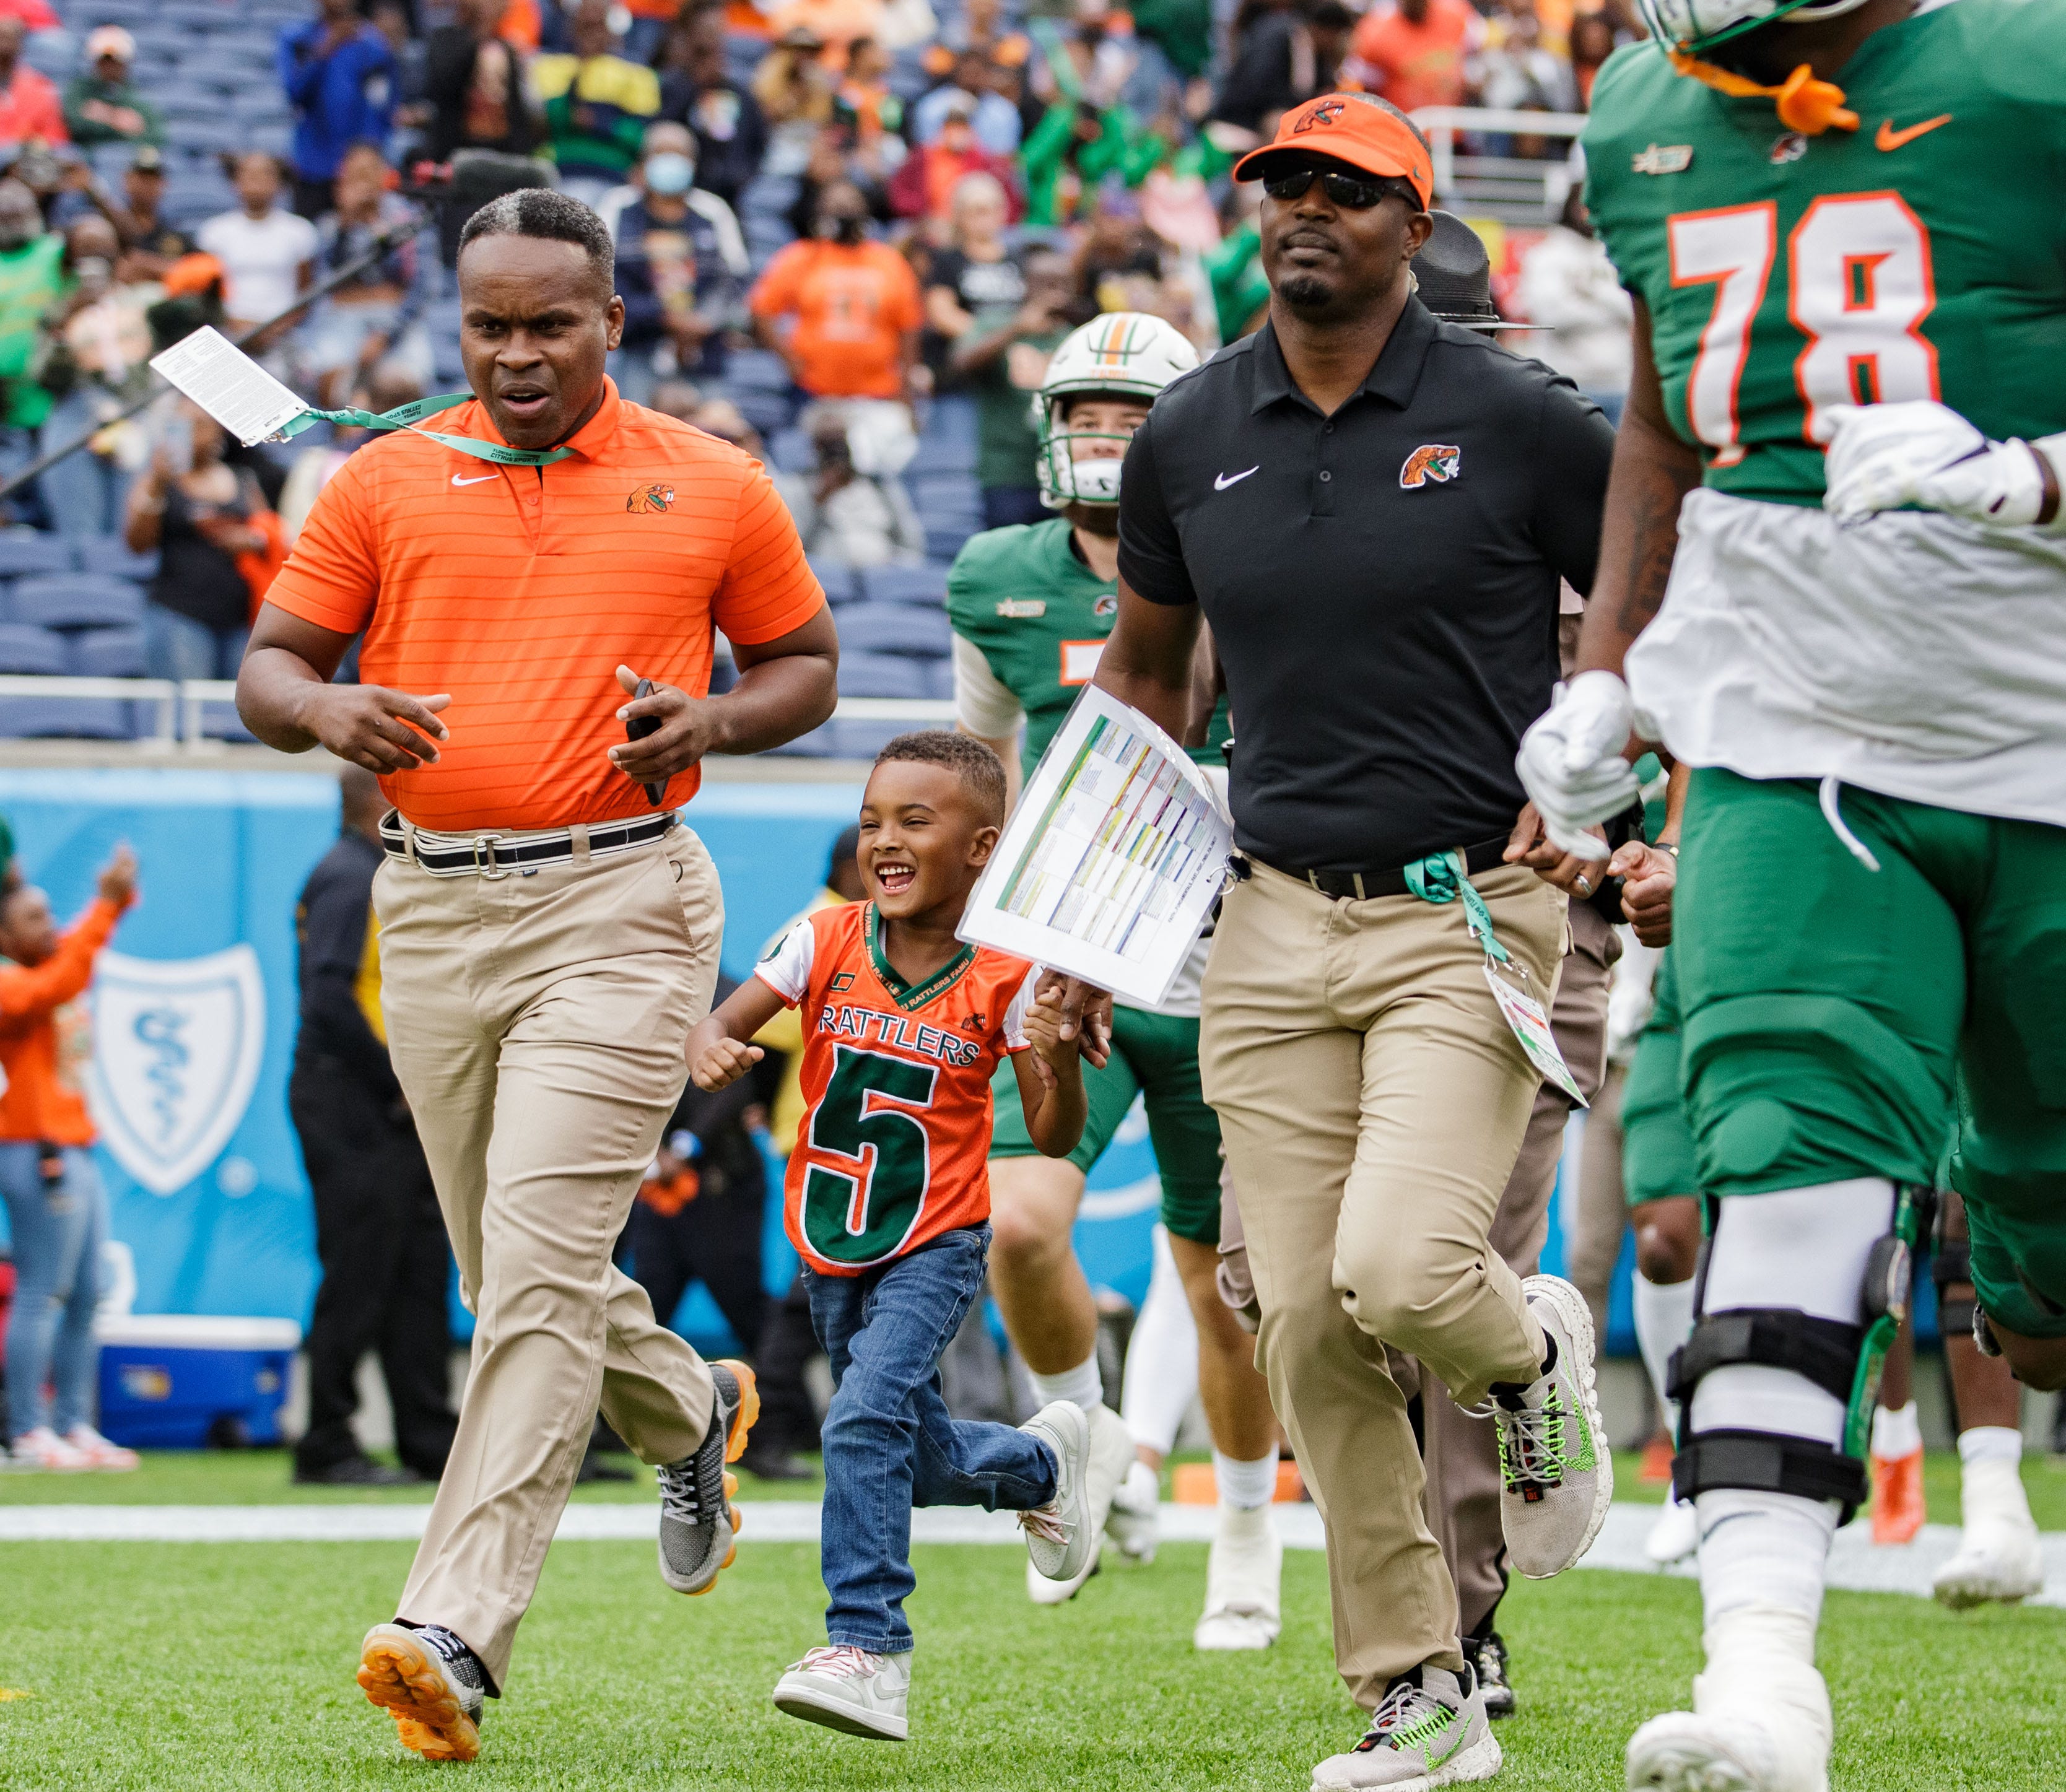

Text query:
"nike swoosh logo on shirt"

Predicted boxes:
[[451, 472, 498, 487], [1214, 466, 1260, 491], [1875, 114, 1951, 151]]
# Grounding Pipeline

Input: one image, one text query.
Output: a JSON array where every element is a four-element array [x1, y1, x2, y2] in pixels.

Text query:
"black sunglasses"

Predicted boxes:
[[1262, 164, 1394, 210]]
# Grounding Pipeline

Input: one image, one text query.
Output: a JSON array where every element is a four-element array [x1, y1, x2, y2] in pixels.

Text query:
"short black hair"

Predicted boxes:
[[873, 731, 1007, 826], [458, 188, 614, 297]]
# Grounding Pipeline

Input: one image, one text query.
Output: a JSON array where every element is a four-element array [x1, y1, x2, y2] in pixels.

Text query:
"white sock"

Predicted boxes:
[[1957, 1424, 2022, 1469], [1028, 1352, 1104, 1414], [1213, 1448, 1277, 1511], [1871, 1399, 1922, 1459], [1632, 1272, 1696, 1431], [1120, 1225, 1200, 1458], [1696, 1487, 1838, 1629]]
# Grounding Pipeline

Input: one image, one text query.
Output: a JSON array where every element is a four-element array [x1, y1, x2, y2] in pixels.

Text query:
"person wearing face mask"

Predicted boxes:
[[31, 211, 156, 536], [601, 120, 748, 399], [887, 95, 1021, 225], [748, 180, 922, 409]]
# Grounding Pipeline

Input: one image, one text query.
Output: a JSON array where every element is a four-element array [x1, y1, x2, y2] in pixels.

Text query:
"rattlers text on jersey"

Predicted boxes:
[[757, 902, 1039, 1276], [1585, 0, 2066, 824]]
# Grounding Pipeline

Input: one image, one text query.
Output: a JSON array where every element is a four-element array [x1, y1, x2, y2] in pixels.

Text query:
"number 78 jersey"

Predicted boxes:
[[1584, 0, 2066, 508], [758, 901, 1038, 1276]]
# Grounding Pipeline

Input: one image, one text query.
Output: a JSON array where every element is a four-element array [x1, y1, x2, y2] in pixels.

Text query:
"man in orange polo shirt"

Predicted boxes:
[[237, 188, 837, 1765]]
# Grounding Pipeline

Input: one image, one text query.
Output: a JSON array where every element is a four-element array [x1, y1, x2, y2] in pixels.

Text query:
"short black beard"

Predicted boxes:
[[1066, 502, 1120, 538], [1276, 272, 1335, 314]]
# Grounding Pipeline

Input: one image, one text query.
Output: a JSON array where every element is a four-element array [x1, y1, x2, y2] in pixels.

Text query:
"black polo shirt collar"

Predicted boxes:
[[1245, 295, 1439, 418]]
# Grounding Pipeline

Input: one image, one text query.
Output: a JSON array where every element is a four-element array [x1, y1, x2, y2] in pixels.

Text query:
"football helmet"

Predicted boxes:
[[1032, 311, 1199, 509], [1634, 0, 1872, 56]]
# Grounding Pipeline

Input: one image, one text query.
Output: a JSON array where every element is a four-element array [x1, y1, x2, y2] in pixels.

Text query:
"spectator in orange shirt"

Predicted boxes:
[[749, 180, 923, 401], [1, 842, 138, 1472], [1346, 0, 1484, 115], [0, 15, 66, 144]]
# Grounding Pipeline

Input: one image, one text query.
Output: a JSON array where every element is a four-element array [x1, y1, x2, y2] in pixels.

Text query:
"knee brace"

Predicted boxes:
[[1667, 1181, 1925, 1520], [1930, 1216, 1977, 1340]]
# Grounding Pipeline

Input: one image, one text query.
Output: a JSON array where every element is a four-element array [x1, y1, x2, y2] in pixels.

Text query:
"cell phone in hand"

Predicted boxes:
[[626, 677, 665, 807]]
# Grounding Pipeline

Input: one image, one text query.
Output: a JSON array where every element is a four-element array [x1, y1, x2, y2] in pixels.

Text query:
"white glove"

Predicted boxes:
[[1514, 669, 1640, 861], [1824, 399, 2061, 529]]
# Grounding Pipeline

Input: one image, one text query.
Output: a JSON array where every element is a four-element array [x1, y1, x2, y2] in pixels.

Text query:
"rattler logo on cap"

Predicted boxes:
[[1293, 98, 1348, 133]]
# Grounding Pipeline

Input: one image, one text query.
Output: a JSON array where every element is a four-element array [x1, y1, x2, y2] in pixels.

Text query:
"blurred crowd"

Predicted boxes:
[[0, 0, 1643, 679]]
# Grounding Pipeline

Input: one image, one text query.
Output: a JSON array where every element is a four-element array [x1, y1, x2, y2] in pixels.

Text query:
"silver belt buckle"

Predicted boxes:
[[473, 834, 510, 880]]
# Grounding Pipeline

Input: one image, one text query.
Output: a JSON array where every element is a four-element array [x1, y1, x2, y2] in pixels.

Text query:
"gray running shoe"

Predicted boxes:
[[658, 1359, 759, 1594], [1492, 1274, 1612, 1578], [1311, 1662, 1501, 1790], [1016, 1401, 1094, 1584], [359, 1622, 487, 1762]]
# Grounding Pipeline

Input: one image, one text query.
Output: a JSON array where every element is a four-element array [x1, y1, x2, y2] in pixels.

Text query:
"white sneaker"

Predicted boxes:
[[9, 1427, 92, 1471], [1491, 1274, 1613, 1578], [1311, 1662, 1501, 1790], [1644, 1493, 1699, 1566], [1626, 1606, 1831, 1792], [1106, 1458, 1161, 1564], [1025, 1536, 1102, 1605], [63, 1424, 139, 1471], [1195, 1503, 1282, 1650], [1933, 1458, 2044, 1609], [1083, 1406, 1134, 1544], [772, 1644, 910, 1741], [1017, 1402, 1094, 1586]]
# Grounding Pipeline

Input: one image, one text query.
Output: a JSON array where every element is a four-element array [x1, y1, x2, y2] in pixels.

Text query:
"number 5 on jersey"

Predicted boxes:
[[1669, 194, 1939, 465], [801, 1045, 939, 1266]]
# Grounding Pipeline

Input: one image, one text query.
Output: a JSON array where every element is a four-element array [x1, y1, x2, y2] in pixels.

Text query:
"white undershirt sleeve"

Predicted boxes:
[[953, 632, 1026, 742], [754, 921, 816, 1006]]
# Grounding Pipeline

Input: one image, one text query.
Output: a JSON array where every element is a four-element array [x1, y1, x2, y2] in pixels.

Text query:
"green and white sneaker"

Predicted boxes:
[[1491, 1274, 1612, 1579], [1311, 1663, 1501, 1790]]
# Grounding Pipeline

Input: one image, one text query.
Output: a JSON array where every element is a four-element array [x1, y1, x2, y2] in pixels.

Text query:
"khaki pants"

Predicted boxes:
[[1415, 900, 1618, 1638], [1200, 858, 1566, 1702], [372, 822, 725, 1687]]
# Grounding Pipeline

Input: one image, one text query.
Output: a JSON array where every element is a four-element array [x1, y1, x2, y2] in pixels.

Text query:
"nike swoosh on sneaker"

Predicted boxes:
[[451, 472, 498, 487], [1875, 114, 1951, 151], [1214, 466, 1260, 491]]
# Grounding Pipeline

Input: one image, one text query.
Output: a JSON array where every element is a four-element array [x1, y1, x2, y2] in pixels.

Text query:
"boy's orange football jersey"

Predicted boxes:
[[757, 901, 1038, 1276]]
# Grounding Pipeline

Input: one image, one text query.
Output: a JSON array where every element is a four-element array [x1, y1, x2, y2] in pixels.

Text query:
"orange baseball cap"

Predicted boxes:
[[1232, 95, 1434, 210]]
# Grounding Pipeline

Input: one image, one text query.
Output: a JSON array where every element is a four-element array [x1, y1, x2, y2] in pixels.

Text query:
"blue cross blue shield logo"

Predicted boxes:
[[88, 947, 266, 1198]]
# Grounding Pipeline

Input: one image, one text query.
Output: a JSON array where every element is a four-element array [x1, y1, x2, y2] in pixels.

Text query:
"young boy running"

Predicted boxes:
[[686, 731, 1098, 1742]]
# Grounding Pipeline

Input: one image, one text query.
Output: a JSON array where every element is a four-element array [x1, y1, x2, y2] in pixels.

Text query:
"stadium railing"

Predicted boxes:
[[0, 674, 179, 746], [1410, 108, 1589, 224]]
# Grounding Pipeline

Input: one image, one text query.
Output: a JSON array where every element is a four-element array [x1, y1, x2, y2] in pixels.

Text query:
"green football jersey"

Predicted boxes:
[[1584, 0, 2066, 508], [946, 516, 1232, 777]]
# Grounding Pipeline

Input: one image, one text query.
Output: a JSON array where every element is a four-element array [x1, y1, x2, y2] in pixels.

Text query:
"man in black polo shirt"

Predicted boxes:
[[1094, 95, 1616, 1790]]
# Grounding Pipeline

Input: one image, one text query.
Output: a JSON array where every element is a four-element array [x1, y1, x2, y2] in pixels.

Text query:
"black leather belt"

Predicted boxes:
[[1262, 834, 1512, 902], [379, 808, 676, 879]]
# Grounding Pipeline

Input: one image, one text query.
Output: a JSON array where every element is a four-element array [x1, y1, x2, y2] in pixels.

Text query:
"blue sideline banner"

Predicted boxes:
[[0, 771, 1168, 1342]]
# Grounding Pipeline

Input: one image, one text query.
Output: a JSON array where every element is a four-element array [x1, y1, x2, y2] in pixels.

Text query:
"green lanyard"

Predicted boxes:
[[276, 391, 576, 466], [1403, 849, 1510, 966]]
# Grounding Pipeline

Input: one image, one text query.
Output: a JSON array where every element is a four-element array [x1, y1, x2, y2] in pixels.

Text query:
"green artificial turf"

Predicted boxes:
[[1, 1536, 2060, 1791], [0, 1448, 826, 1505]]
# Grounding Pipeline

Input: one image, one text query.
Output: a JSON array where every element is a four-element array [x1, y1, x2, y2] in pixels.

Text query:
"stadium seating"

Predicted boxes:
[[75, 537, 159, 582], [834, 602, 952, 658], [855, 563, 949, 607], [837, 651, 931, 702], [12, 574, 146, 632], [72, 627, 147, 679], [0, 624, 66, 675], [806, 559, 856, 605], [0, 534, 77, 579]]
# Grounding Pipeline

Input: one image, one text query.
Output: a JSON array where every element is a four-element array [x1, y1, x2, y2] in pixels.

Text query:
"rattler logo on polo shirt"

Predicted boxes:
[[1400, 444, 1462, 489], [625, 482, 676, 512]]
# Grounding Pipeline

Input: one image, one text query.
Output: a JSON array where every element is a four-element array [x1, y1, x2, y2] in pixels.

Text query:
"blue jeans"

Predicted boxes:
[[805, 1225, 1057, 1653], [0, 1145, 107, 1439], [39, 389, 132, 537], [144, 605, 248, 683]]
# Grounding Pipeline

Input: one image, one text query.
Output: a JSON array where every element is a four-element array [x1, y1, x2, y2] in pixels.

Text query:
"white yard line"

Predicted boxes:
[[1, 1500, 2059, 1606]]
